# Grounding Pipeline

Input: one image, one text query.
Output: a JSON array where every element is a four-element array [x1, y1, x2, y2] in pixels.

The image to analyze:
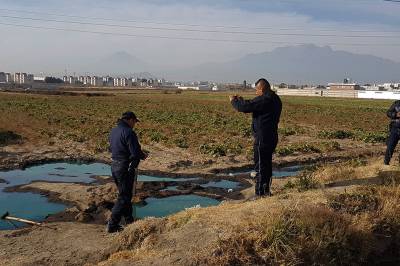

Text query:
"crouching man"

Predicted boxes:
[[230, 79, 282, 197], [107, 111, 147, 233]]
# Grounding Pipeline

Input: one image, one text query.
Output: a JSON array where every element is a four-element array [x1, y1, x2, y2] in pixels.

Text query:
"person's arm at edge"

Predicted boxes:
[[387, 101, 399, 119]]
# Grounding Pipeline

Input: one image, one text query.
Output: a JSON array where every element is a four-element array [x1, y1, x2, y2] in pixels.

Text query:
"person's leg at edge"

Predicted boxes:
[[385, 128, 399, 165], [254, 142, 261, 196]]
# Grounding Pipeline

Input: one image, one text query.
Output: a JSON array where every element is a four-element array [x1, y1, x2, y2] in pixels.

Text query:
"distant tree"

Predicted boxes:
[[279, 83, 288, 88], [45, 77, 64, 83]]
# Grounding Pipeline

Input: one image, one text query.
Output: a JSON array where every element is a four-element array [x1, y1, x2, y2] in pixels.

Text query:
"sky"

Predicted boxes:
[[0, 0, 399, 76]]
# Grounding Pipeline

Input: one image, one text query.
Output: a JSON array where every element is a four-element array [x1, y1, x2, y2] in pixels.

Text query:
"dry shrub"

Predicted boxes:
[[312, 159, 383, 184], [112, 218, 164, 251], [208, 233, 264, 265], [313, 164, 357, 183], [377, 171, 400, 186], [373, 186, 400, 236], [0, 130, 22, 146], [328, 187, 379, 214], [194, 204, 370, 265], [167, 210, 195, 229], [327, 185, 400, 262]]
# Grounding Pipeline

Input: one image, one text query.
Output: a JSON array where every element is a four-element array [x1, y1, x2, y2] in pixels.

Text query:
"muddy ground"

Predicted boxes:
[[0, 138, 388, 266]]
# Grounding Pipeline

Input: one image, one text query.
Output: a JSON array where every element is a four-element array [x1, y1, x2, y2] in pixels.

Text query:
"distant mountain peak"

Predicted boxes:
[[165, 44, 400, 83], [89, 51, 149, 75]]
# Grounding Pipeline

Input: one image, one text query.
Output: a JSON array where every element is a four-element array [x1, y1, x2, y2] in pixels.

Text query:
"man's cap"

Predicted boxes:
[[121, 111, 140, 122]]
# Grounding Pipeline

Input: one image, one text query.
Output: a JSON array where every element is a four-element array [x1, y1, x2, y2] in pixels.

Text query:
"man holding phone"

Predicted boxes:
[[230, 79, 282, 197]]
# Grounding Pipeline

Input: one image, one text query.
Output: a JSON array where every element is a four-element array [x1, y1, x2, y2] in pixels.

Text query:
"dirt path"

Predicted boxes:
[[0, 222, 113, 266]]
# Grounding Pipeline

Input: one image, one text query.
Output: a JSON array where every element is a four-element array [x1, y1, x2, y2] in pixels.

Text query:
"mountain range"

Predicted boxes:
[[87, 45, 400, 84]]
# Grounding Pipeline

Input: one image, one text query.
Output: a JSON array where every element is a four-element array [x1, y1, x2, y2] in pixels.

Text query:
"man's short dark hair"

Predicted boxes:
[[121, 111, 140, 122], [255, 78, 271, 91]]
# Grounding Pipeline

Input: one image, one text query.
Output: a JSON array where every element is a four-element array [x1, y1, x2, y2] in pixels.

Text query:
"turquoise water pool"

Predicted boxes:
[[201, 180, 241, 189], [134, 195, 219, 218], [0, 163, 219, 230]]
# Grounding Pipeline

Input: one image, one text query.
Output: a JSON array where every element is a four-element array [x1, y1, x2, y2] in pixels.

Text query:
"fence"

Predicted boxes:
[[276, 88, 399, 100]]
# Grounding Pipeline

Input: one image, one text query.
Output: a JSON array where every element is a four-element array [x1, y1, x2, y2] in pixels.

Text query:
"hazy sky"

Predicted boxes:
[[0, 0, 399, 75]]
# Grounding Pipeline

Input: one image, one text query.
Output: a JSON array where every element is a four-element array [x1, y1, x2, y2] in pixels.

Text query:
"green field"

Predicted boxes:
[[0, 90, 392, 155]]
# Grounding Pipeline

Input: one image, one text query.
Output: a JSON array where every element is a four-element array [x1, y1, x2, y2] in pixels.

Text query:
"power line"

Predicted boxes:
[[2, 14, 400, 39], [0, 21, 399, 47], [0, 7, 399, 34]]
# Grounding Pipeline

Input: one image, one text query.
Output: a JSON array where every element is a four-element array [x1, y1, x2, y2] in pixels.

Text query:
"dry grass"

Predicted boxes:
[[111, 218, 164, 251], [313, 159, 382, 183], [283, 158, 393, 192], [99, 159, 400, 266]]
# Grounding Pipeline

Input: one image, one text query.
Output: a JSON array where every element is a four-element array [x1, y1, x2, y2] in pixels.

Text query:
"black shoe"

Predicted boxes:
[[106, 224, 123, 233], [124, 217, 136, 225], [263, 191, 273, 197]]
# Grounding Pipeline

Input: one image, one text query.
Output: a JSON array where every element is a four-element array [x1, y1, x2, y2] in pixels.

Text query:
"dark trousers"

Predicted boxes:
[[109, 161, 136, 227], [385, 127, 400, 164], [254, 136, 278, 196]]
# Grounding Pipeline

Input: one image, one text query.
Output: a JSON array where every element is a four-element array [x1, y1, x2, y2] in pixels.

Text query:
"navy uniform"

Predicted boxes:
[[385, 100, 400, 165], [231, 89, 282, 196], [107, 112, 146, 233]]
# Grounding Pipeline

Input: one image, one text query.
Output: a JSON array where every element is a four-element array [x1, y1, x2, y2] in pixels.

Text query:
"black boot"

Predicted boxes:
[[106, 222, 123, 233]]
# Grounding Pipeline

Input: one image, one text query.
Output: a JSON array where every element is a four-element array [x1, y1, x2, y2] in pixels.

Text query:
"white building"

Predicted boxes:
[[90, 76, 103, 86], [34, 76, 46, 82], [78, 76, 91, 85], [113, 77, 131, 87], [13, 73, 34, 84], [382, 83, 394, 90], [178, 85, 211, 91], [13, 73, 21, 83], [63, 76, 78, 84], [103, 76, 113, 86], [113, 77, 122, 87], [5, 73, 12, 83], [70, 76, 78, 84]]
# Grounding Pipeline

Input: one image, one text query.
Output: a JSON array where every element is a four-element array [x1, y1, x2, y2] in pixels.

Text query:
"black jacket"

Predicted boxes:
[[387, 100, 400, 128], [232, 91, 282, 144], [109, 120, 146, 166]]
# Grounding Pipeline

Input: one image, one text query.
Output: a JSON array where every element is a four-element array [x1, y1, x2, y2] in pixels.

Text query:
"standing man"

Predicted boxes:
[[384, 100, 400, 165], [230, 78, 282, 197], [107, 111, 147, 233]]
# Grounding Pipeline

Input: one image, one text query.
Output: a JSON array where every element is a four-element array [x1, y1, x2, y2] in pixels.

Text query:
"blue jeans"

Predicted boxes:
[[109, 161, 136, 227]]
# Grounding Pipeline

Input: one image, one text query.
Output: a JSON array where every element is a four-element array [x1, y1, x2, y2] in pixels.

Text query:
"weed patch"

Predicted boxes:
[[328, 187, 379, 214], [276, 144, 321, 156], [0, 130, 22, 146]]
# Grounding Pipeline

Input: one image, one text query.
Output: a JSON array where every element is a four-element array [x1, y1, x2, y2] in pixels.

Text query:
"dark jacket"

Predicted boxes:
[[232, 90, 282, 145], [387, 100, 400, 128], [109, 120, 146, 167]]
